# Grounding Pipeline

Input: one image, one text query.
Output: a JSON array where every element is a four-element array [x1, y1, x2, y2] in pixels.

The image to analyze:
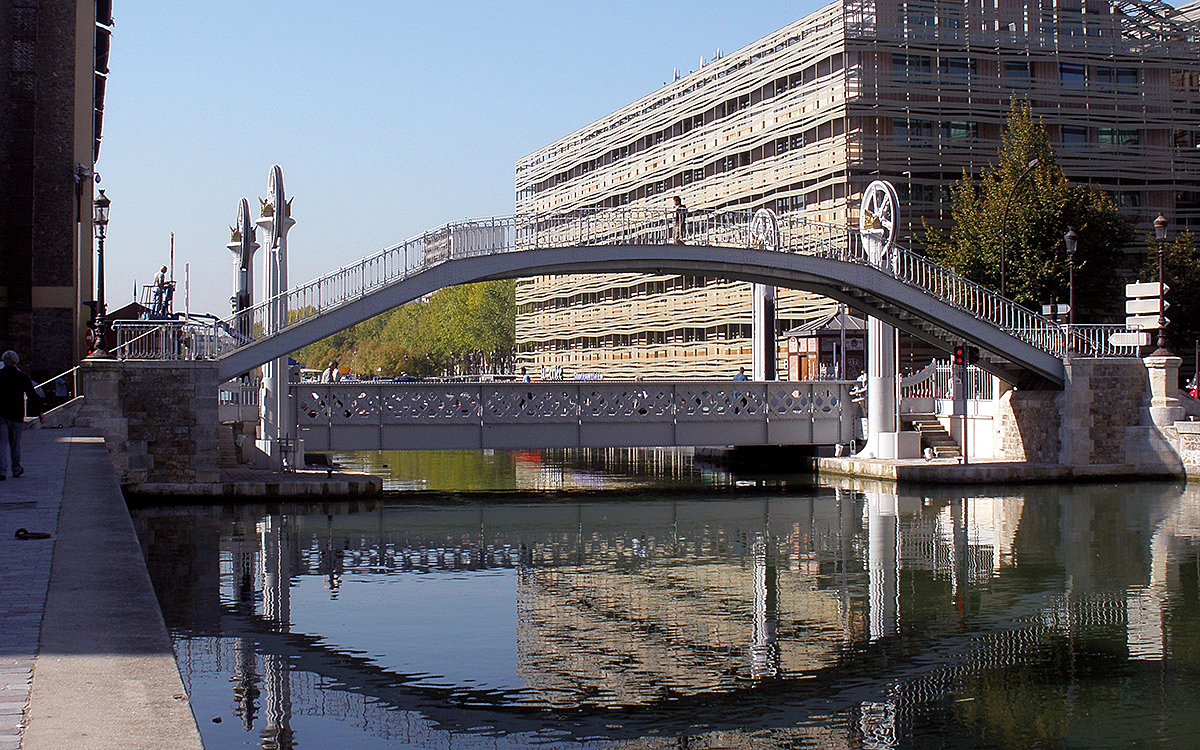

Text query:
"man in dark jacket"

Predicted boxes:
[[0, 350, 44, 479]]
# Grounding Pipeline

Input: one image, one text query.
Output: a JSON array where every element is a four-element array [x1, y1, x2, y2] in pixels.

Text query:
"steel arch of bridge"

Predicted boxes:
[[211, 210, 1136, 385]]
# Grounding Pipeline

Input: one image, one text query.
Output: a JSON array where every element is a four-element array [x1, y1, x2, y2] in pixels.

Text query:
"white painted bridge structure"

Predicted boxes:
[[116, 169, 1143, 463]]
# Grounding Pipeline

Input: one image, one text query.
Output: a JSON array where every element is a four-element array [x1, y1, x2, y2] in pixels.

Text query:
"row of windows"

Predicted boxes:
[[518, 276, 712, 314], [1059, 63, 1138, 87], [582, 122, 843, 210], [517, 324, 762, 352], [531, 55, 845, 195], [1061, 126, 1140, 147], [892, 54, 977, 78], [894, 119, 979, 139]]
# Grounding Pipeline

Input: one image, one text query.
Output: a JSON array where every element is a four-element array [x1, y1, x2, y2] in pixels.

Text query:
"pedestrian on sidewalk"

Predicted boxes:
[[0, 350, 44, 480]]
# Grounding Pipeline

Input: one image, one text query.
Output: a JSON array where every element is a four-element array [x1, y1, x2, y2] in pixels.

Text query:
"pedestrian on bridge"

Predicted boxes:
[[320, 360, 342, 383], [670, 196, 687, 244], [0, 351, 44, 480]]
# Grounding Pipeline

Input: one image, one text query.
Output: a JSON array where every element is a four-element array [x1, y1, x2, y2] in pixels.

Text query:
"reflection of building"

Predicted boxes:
[[514, 0, 1200, 378], [0, 0, 110, 379]]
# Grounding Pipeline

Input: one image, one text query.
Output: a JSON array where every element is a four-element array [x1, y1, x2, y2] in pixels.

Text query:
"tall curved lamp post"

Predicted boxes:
[[92, 189, 111, 355], [1064, 228, 1077, 325], [1153, 212, 1171, 356], [999, 157, 1040, 298]]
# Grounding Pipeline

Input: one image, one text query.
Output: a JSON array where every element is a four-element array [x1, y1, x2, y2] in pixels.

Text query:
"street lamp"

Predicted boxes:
[[1063, 228, 1077, 327], [1152, 212, 1171, 356], [999, 157, 1040, 298], [92, 189, 111, 355]]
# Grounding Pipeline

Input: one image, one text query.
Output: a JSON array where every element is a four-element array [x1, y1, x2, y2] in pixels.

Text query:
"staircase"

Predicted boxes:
[[904, 414, 961, 459], [218, 423, 239, 468]]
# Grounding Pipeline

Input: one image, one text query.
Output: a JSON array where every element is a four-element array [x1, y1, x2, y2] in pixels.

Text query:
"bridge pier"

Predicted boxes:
[[76, 357, 221, 490]]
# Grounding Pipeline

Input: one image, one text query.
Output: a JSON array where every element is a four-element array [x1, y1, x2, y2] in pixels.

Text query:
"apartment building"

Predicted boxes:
[[513, 0, 1200, 379], [0, 0, 110, 380]]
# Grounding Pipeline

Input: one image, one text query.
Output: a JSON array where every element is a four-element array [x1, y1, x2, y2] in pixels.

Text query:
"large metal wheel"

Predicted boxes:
[[859, 180, 899, 256]]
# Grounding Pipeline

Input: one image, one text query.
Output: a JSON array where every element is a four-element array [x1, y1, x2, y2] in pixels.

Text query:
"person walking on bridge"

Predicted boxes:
[[669, 196, 687, 244], [0, 350, 44, 480], [320, 360, 342, 383]]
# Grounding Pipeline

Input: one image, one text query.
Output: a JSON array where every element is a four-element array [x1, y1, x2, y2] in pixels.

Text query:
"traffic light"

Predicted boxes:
[[966, 346, 980, 364], [954, 345, 965, 366]]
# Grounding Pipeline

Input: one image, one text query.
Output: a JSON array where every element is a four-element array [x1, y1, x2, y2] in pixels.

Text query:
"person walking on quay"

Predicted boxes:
[[0, 350, 44, 480], [670, 196, 687, 244]]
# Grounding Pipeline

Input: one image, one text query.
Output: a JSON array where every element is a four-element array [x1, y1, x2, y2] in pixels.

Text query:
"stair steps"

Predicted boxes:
[[904, 414, 961, 458]]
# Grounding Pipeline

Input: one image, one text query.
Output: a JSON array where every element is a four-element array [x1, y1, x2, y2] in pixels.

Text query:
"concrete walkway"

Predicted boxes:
[[0, 428, 202, 750]]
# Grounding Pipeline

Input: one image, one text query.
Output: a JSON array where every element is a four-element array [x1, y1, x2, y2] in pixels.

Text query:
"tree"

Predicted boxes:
[[294, 279, 515, 378], [924, 99, 1133, 320]]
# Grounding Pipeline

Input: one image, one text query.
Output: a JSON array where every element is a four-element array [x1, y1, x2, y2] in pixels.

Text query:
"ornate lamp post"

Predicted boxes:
[[999, 157, 1040, 298], [92, 189, 111, 355], [1153, 212, 1170, 356]]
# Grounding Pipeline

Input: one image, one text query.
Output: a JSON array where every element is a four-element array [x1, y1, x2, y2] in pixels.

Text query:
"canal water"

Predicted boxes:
[[131, 450, 1200, 749]]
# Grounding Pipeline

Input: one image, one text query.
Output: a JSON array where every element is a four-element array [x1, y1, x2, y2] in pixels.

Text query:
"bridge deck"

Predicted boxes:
[[295, 380, 858, 451]]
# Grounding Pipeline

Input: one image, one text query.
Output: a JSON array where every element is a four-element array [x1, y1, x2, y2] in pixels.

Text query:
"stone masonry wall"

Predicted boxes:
[[78, 359, 220, 488], [995, 389, 1060, 463], [997, 358, 1153, 467], [1065, 358, 1146, 465]]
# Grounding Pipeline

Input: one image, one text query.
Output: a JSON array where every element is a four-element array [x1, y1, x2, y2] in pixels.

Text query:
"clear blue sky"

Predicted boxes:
[[100, 1, 823, 316]]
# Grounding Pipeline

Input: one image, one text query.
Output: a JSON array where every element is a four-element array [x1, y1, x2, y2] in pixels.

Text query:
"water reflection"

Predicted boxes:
[[333, 447, 803, 492], [132, 480, 1200, 749]]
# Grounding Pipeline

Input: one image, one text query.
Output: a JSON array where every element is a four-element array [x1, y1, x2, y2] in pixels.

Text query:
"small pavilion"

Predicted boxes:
[[782, 308, 866, 381]]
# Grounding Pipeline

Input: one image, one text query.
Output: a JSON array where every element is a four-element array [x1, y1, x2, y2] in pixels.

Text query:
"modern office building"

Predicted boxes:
[[514, 0, 1200, 379], [0, 0, 110, 381]]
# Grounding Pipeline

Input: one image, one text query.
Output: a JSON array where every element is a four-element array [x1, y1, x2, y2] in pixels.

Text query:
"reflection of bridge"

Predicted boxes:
[[138, 483, 1200, 748], [208, 209, 1136, 386], [294, 379, 856, 451]]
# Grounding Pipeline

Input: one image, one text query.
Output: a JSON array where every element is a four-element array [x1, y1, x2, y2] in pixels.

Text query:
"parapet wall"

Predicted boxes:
[[76, 358, 220, 489]]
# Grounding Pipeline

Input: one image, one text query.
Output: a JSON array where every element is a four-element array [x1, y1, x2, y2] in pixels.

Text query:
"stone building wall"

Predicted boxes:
[[77, 358, 220, 489]]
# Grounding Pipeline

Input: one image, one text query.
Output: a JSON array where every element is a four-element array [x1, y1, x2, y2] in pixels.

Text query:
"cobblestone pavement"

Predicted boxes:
[[0, 428, 69, 750]]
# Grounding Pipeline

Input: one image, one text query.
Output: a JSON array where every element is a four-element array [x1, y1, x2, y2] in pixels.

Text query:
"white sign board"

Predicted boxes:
[[1125, 298, 1169, 315], [1126, 314, 1168, 329], [1109, 331, 1152, 347], [1126, 281, 1169, 298]]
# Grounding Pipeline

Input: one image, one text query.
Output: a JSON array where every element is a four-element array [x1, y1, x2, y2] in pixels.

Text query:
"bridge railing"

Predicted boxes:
[[775, 215, 1145, 360], [113, 319, 221, 361], [294, 379, 858, 450]]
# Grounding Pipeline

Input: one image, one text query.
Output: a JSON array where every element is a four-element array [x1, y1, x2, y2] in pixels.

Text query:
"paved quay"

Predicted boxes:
[[128, 465, 383, 498], [815, 455, 1177, 484], [0, 428, 203, 750]]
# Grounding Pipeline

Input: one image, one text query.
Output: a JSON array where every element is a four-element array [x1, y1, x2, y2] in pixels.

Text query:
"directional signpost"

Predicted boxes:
[[1126, 281, 1169, 330]]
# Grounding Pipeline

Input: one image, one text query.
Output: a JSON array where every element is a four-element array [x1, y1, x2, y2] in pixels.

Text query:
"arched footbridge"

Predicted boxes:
[[202, 209, 1136, 387]]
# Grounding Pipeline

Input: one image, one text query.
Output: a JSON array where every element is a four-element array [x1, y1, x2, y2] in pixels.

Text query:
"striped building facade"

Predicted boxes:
[[514, 0, 1200, 379]]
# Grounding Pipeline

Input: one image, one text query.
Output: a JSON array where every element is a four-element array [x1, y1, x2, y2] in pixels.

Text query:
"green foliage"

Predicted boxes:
[[924, 99, 1133, 319], [295, 279, 515, 377], [1139, 232, 1199, 353]]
